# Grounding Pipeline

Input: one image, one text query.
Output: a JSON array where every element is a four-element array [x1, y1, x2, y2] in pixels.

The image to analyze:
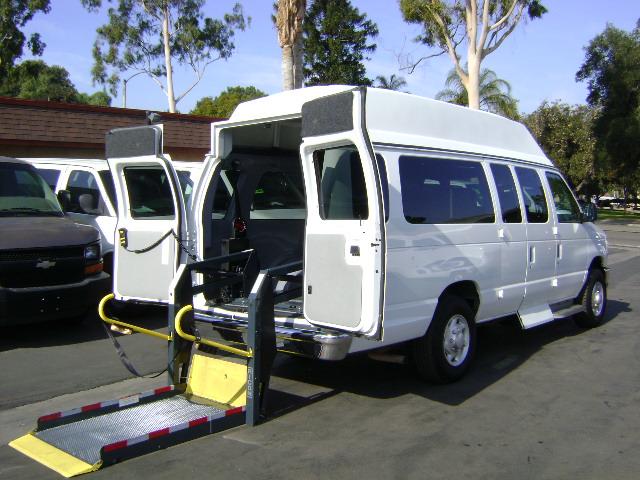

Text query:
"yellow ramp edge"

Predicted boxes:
[[9, 433, 101, 478], [186, 352, 247, 407]]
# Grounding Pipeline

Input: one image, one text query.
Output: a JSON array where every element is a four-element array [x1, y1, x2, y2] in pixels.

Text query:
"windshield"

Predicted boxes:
[[0, 162, 64, 217]]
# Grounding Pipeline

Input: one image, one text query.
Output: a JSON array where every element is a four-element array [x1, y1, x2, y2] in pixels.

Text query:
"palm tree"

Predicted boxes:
[[276, 0, 306, 90], [436, 67, 519, 120], [375, 74, 407, 91]]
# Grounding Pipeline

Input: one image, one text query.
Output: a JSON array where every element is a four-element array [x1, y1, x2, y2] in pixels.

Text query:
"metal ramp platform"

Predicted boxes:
[[10, 384, 245, 477], [10, 255, 302, 477]]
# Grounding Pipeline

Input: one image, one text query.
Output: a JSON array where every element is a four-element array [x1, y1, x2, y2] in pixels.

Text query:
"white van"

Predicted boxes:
[[106, 86, 608, 383], [25, 158, 202, 274]]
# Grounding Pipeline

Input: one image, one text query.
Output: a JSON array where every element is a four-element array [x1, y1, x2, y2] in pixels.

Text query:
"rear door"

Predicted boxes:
[[107, 126, 187, 303], [300, 89, 386, 339]]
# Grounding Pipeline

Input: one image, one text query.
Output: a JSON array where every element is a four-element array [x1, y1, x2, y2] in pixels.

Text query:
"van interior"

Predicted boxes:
[[199, 119, 307, 315]]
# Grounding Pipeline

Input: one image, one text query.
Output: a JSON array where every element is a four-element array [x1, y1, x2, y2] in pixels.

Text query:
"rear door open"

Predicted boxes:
[[106, 126, 186, 303], [300, 88, 386, 339]]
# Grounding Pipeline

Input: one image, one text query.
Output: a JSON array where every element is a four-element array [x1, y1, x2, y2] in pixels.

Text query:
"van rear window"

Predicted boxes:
[[123, 166, 175, 219], [313, 146, 369, 220], [399, 156, 495, 224]]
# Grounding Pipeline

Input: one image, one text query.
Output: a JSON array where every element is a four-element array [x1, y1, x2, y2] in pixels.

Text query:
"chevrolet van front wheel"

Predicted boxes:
[[412, 295, 476, 384]]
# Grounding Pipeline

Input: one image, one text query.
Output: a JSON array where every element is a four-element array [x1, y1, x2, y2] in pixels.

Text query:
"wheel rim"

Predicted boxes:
[[443, 314, 470, 367], [591, 281, 605, 317]]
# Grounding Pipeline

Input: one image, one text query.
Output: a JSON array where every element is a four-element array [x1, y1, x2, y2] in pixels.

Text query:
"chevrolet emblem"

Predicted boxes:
[[36, 260, 56, 269]]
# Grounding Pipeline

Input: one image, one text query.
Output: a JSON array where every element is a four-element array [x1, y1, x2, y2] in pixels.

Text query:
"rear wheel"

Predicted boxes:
[[575, 269, 607, 328], [412, 295, 476, 383]]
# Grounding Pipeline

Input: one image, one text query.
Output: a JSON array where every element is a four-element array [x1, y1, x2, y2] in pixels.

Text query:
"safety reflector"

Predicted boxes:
[[9, 434, 101, 478]]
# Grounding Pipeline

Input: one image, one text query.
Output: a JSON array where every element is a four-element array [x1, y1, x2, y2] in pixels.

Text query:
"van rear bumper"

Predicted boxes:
[[0, 272, 110, 325], [193, 310, 353, 361]]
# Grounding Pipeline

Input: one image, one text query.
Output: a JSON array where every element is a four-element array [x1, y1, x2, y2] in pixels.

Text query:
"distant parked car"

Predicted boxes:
[[24, 158, 203, 274], [0, 157, 110, 326]]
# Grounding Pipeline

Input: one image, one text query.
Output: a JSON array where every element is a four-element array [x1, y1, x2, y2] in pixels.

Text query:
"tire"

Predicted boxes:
[[412, 295, 476, 383], [575, 269, 607, 328]]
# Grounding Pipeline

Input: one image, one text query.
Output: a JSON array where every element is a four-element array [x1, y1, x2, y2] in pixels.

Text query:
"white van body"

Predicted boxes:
[[24, 157, 203, 274], [107, 86, 608, 381]]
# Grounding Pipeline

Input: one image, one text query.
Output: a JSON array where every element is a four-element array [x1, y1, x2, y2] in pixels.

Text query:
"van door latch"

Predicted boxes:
[[350, 246, 361, 256]]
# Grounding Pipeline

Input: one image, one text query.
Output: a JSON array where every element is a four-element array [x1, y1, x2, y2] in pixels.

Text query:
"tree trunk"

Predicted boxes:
[[162, 6, 176, 113], [466, 52, 481, 110], [282, 43, 294, 91], [293, 34, 304, 89]]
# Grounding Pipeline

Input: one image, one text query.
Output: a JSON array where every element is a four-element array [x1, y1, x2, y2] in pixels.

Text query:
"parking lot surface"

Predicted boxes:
[[1, 228, 639, 480]]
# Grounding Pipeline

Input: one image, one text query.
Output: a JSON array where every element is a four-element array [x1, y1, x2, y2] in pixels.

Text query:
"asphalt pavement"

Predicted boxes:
[[1, 226, 639, 479]]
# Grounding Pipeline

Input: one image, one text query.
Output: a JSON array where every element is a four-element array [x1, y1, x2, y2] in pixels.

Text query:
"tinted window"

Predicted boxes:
[[177, 170, 194, 205], [211, 170, 235, 219], [123, 167, 175, 218], [515, 167, 548, 223], [66, 170, 108, 215], [375, 154, 389, 222], [314, 146, 368, 220], [399, 156, 495, 224], [546, 172, 581, 223], [99, 170, 117, 209], [490, 164, 522, 223], [38, 168, 61, 190], [251, 171, 305, 211], [0, 163, 62, 216]]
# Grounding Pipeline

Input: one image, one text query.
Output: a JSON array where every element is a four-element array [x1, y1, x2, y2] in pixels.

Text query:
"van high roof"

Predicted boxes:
[[228, 86, 551, 167]]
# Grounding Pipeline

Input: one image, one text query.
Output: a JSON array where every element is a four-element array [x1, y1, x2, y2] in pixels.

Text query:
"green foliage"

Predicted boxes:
[[524, 101, 600, 194], [576, 21, 640, 195], [82, 0, 248, 109], [0, 60, 77, 102], [436, 67, 519, 119], [0, 0, 51, 76], [75, 91, 112, 106], [375, 74, 407, 91], [190, 86, 267, 118], [303, 0, 378, 86], [400, 0, 546, 53], [0, 60, 112, 106]]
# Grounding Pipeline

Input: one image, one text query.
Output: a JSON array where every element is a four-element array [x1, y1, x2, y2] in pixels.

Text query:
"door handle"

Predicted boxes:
[[557, 243, 562, 259], [529, 246, 535, 265], [350, 245, 361, 256]]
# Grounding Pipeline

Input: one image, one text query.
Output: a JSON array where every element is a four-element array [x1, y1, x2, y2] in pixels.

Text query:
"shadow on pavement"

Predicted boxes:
[[270, 299, 630, 409], [0, 304, 169, 353]]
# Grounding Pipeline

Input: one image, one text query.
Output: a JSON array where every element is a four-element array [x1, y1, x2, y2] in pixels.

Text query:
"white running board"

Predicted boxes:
[[518, 304, 554, 329]]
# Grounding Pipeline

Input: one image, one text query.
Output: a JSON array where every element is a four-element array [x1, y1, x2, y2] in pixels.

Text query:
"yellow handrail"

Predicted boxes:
[[98, 293, 172, 342], [174, 304, 253, 358]]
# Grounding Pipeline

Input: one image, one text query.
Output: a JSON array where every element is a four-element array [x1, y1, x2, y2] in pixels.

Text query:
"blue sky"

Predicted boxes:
[[23, 1, 639, 114]]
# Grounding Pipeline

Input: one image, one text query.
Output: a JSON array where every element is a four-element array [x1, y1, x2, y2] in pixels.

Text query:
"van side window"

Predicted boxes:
[[98, 170, 117, 210], [515, 167, 548, 223], [490, 164, 522, 223], [123, 167, 175, 219], [250, 170, 306, 219], [375, 154, 390, 222], [546, 172, 581, 223], [66, 170, 107, 216], [313, 146, 369, 220], [38, 168, 60, 190], [399, 156, 495, 224]]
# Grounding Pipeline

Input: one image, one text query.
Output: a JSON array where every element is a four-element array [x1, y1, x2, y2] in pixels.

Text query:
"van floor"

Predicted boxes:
[[205, 297, 304, 319]]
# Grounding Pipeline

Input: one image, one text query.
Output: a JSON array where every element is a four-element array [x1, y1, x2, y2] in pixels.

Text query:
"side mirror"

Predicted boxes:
[[57, 189, 71, 211], [78, 193, 100, 215], [581, 202, 597, 223]]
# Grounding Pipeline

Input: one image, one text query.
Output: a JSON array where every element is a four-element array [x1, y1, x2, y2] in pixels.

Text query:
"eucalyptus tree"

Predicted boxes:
[[81, 0, 248, 112], [400, 0, 546, 110]]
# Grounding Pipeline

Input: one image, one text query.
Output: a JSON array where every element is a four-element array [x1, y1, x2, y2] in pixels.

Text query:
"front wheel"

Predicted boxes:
[[412, 295, 476, 383], [575, 269, 607, 328]]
